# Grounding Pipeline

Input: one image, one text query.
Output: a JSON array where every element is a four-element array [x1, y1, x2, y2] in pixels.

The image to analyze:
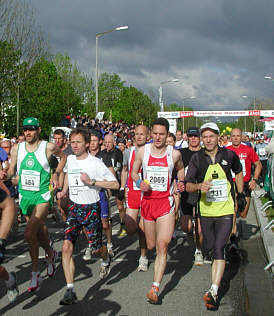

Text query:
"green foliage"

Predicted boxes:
[[113, 86, 158, 125], [0, 41, 20, 136], [19, 58, 67, 138]]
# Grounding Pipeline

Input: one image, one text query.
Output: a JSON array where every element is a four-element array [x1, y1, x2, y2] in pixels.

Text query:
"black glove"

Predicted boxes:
[[237, 192, 246, 213], [118, 188, 125, 201]]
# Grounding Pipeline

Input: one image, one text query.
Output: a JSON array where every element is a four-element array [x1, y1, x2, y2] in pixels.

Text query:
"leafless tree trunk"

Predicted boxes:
[[0, 0, 50, 66]]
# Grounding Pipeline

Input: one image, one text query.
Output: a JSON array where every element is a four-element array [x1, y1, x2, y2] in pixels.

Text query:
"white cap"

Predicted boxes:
[[200, 122, 220, 134]]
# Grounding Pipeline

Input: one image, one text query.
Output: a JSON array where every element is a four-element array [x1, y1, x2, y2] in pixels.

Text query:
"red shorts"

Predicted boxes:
[[141, 197, 174, 221], [126, 189, 141, 210]]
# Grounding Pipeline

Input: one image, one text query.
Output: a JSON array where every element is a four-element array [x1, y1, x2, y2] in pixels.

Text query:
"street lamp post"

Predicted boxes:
[[182, 96, 196, 133], [159, 79, 179, 112], [95, 26, 128, 115]]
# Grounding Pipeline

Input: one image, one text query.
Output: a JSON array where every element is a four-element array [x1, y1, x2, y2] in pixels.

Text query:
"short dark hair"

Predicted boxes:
[[167, 132, 176, 142], [70, 128, 90, 143], [152, 117, 169, 133], [53, 129, 65, 138], [90, 130, 102, 140]]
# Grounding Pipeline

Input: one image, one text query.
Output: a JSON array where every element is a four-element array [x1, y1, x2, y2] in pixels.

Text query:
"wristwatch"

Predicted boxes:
[[253, 178, 258, 184], [90, 179, 96, 186]]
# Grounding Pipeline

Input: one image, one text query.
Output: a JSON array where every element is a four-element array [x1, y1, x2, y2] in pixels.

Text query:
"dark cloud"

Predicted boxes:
[[31, 0, 274, 110]]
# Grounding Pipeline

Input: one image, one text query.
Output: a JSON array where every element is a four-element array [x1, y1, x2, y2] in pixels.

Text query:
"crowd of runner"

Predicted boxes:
[[0, 115, 272, 311]]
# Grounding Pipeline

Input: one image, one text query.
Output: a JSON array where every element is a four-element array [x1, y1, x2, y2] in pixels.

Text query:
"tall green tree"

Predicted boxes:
[[53, 52, 93, 116], [0, 41, 21, 136], [98, 73, 125, 118], [19, 58, 67, 138], [113, 86, 157, 125]]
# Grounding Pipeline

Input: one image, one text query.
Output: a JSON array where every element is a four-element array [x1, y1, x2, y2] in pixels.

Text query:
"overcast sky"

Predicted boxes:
[[30, 0, 274, 111]]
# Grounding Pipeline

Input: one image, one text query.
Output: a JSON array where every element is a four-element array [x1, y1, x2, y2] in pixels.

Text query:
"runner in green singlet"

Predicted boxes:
[[1, 117, 66, 293]]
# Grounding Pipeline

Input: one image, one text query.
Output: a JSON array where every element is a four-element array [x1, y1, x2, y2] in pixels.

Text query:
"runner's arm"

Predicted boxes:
[[131, 146, 149, 191], [120, 165, 128, 189], [6, 144, 18, 179], [251, 160, 262, 183], [235, 171, 244, 193]]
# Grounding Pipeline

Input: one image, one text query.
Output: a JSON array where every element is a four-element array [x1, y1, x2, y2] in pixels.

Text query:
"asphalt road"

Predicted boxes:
[[0, 199, 251, 316]]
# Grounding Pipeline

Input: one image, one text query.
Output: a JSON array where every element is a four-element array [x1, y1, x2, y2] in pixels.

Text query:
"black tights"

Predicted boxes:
[[200, 215, 233, 260]]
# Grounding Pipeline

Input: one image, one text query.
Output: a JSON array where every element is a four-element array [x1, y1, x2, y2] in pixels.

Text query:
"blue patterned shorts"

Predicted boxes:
[[64, 200, 102, 251]]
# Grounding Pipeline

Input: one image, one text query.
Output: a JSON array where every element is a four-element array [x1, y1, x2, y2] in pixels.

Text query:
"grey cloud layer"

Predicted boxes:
[[31, 0, 274, 110]]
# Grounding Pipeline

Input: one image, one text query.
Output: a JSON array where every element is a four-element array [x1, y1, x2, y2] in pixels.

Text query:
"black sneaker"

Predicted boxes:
[[203, 288, 219, 310], [59, 289, 78, 305]]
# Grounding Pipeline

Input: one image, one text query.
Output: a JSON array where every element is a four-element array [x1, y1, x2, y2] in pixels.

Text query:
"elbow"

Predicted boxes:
[[113, 181, 120, 190]]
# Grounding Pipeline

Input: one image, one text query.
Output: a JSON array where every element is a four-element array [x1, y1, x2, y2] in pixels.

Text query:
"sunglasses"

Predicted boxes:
[[23, 127, 38, 131]]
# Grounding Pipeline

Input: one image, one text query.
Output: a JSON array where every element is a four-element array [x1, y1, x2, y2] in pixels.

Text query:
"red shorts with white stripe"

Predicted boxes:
[[141, 197, 174, 221], [126, 189, 141, 210]]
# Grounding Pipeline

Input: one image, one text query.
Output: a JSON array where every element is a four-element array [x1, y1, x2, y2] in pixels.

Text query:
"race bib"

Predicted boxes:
[[258, 148, 266, 156], [68, 171, 88, 195], [146, 166, 168, 191], [206, 179, 228, 202], [133, 172, 142, 191], [21, 170, 40, 191]]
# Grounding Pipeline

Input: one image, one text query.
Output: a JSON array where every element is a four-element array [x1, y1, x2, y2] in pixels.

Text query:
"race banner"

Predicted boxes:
[[158, 110, 274, 119]]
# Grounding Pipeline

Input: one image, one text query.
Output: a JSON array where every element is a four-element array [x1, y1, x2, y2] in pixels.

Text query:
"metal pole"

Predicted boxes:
[[159, 85, 163, 112], [253, 97, 256, 136], [182, 101, 185, 133], [95, 36, 99, 115], [16, 83, 19, 136]]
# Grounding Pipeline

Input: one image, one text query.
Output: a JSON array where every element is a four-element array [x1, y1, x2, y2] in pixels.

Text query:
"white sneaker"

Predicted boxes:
[[47, 249, 58, 277], [99, 257, 111, 279], [107, 244, 115, 258], [194, 250, 203, 266], [28, 273, 43, 292], [6, 272, 19, 303], [83, 247, 92, 261], [137, 256, 148, 272]]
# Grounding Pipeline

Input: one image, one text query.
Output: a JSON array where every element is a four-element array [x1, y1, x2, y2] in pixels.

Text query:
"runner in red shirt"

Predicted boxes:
[[227, 128, 262, 218], [121, 125, 150, 272], [131, 118, 185, 304]]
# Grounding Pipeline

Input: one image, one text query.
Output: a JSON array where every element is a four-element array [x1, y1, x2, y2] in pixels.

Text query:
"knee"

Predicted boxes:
[[156, 240, 168, 255], [62, 240, 73, 256], [24, 227, 35, 242], [101, 219, 109, 230], [124, 215, 137, 235]]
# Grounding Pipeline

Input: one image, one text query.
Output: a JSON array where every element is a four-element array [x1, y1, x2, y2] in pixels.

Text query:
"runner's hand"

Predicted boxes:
[[248, 179, 256, 191], [140, 181, 150, 192], [80, 172, 91, 184], [200, 181, 211, 193], [177, 181, 185, 192], [237, 192, 246, 213], [57, 191, 66, 200], [0, 170, 7, 180]]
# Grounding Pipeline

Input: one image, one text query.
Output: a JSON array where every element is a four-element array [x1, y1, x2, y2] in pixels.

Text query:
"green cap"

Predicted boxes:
[[23, 117, 40, 128]]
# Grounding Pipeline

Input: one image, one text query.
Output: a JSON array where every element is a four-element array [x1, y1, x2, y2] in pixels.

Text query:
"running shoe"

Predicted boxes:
[[99, 256, 111, 279], [83, 246, 92, 261], [137, 256, 148, 272], [59, 288, 78, 305], [107, 244, 115, 258], [203, 287, 219, 311], [146, 285, 159, 304], [119, 228, 127, 237], [6, 272, 19, 303], [47, 249, 58, 277], [28, 273, 42, 292], [194, 250, 204, 266]]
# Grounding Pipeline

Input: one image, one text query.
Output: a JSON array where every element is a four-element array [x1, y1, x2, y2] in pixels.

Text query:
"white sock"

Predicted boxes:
[[31, 271, 40, 278], [211, 284, 218, 295], [140, 255, 147, 260], [67, 283, 74, 292], [5, 272, 15, 288], [152, 282, 160, 288], [107, 243, 113, 248]]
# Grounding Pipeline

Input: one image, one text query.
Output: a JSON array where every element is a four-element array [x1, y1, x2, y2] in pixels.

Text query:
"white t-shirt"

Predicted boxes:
[[67, 154, 116, 204]]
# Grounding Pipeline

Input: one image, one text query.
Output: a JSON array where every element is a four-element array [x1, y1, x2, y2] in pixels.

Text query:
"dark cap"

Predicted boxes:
[[186, 127, 200, 136]]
